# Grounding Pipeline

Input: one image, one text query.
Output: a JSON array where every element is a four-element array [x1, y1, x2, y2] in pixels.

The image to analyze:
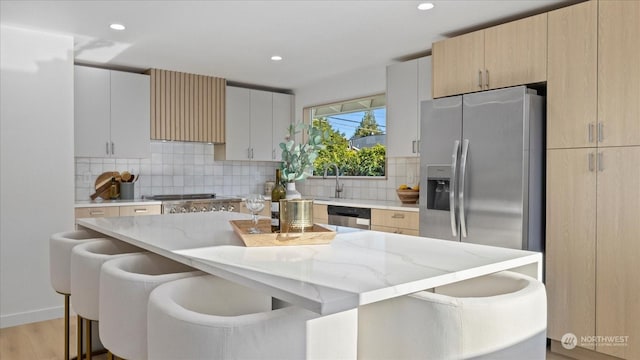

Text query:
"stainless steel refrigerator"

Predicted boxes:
[[419, 86, 544, 251]]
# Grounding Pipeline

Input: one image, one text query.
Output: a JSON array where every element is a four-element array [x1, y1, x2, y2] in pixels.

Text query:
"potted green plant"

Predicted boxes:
[[279, 122, 328, 198]]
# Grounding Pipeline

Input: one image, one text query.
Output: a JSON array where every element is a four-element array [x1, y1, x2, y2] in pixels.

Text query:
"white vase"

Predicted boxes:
[[285, 182, 302, 199]]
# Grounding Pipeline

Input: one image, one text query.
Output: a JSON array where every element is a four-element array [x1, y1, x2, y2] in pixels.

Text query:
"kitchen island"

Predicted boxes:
[[77, 212, 541, 315]]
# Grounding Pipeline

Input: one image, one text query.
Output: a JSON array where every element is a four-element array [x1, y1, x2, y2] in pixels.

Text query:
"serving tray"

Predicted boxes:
[[229, 220, 336, 247]]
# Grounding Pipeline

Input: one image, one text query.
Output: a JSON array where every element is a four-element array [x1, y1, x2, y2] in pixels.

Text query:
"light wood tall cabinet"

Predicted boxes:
[[547, 0, 598, 149], [546, 1, 640, 358], [546, 148, 597, 349], [597, 0, 640, 147], [432, 14, 547, 98], [386, 56, 432, 157], [75, 66, 150, 158], [149, 69, 225, 143]]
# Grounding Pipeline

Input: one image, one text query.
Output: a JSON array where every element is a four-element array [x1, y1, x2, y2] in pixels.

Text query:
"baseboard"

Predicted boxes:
[[0, 305, 64, 329], [550, 340, 623, 360]]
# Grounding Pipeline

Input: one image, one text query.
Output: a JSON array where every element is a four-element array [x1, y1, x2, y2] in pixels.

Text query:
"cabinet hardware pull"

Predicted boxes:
[[478, 70, 482, 88], [272, 149, 276, 159], [598, 152, 603, 172], [598, 122, 604, 143], [251, 148, 254, 159], [392, 214, 405, 219], [485, 69, 489, 89], [416, 140, 420, 154], [111, 142, 114, 155], [412, 140, 416, 153], [588, 123, 594, 143], [90, 211, 105, 216], [134, 209, 148, 213], [106, 142, 109, 155], [589, 152, 595, 172], [247, 148, 251, 159]]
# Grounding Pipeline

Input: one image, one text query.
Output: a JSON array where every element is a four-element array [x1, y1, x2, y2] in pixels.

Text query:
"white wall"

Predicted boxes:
[[0, 26, 75, 327]]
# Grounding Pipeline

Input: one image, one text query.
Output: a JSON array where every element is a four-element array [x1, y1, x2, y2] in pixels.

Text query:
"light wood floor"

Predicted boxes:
[[1, 317, 572, 360]]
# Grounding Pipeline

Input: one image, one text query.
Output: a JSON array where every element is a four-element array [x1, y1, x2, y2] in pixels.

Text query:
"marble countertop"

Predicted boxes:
[[75, 199, 162, 208], [77, 212, 541, 315]]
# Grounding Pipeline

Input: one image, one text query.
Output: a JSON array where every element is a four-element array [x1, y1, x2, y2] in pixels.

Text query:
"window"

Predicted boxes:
[[304, 94, 386, 177]]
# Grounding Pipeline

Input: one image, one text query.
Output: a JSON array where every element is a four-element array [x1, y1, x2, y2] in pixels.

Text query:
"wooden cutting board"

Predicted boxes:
[[95, 171, 120, 200]]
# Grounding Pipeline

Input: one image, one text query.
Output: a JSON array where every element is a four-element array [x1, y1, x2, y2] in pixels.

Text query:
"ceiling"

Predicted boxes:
[[1, 0, 568, 91]]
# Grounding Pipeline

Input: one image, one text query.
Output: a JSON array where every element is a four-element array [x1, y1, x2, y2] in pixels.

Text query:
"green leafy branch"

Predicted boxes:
[[279, 122, 329, 182]]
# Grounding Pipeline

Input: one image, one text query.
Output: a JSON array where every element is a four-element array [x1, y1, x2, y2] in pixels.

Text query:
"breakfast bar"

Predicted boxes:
[[76, 211, 542, 315]]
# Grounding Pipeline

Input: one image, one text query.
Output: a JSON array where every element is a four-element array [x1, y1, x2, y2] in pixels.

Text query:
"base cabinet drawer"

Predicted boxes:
[[372, 225, 419, 236], [371, 209, 419, 230], [313, 204, 328, 224], [75, 207, 120, 219], [119, 205, 161, 217]]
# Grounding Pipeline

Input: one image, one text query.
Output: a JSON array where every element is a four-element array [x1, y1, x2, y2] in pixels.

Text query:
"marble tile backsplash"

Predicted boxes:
[[75, 141, 420, 202], [296, 157, 420, 202], [75, 141, 279, 200]]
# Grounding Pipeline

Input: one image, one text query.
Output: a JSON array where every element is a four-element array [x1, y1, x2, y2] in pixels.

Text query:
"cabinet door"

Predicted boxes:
[[272, 93, 292, 161], [416, 56, 432, 151], [596, 146, 640, 359], [546, 148, 596, 348], [386, 59, 418, 157], [74, 66, 110, 157], [598, 0, 640, 147], [220, 86, 251, 160], [313, 204, 328, 224], [484, 13, 547, 90], [547, 1, 597, 149], [110, 71, 150, 158], [250, 90, 273, 161], [432, 30, 484, 98]]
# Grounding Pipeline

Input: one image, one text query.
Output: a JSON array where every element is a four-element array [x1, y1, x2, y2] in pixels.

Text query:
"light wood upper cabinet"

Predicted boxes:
[[546, 148, 596, 349], [75, 66, 150, 158], [432, 30, 484, 98], [484, 13, 547, 90], [596, 146, 640, 359], [598, 0, 640, 147], [149, 69, 225, 143], [547, 0, 598, 149], [432, 14, 547, 98]]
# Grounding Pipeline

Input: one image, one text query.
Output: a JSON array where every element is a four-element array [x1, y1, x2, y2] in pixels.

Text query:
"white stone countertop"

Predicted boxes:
[[77, 212, 541, 315], [263, 196, 419, 212], [75, 199, 162, 208]]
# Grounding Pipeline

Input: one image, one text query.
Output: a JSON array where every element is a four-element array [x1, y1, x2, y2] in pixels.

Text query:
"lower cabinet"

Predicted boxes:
[[75, 204, 162, 220], [371, 209, 419, 235], [547, 146, 640, 359], [313, 204, 328, 224]]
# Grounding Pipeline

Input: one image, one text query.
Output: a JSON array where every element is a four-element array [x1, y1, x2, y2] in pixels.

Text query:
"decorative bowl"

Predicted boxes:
[[396, 189, 419, 204]]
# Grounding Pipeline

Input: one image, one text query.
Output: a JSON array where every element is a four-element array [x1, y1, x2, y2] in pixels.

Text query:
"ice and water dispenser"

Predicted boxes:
[[425, 165, 451, 211]]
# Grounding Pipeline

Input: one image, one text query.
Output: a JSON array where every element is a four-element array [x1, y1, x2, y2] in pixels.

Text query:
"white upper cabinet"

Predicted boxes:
[[215, 86, 292, 161], [386, 56, 432, 157], [272, 93, 293, 161], [74, 66, 150, 158]]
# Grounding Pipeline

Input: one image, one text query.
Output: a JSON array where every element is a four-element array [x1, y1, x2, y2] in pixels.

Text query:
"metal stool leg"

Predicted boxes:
[[85, 318, 92, 360], [64, 294, 70, 360], [77, 315, 84, 360]]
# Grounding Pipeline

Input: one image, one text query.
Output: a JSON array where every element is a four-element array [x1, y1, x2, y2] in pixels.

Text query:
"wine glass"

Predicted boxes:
[[245, 194, 265, 234]]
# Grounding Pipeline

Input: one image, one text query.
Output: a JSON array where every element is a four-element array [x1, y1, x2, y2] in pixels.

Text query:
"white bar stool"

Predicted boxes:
[[147, 275, 358, 360], [357, 271, 547, 359], [70, 238, 143, 360], [49, 230, 107, 360], [98, 253, 201, 360]]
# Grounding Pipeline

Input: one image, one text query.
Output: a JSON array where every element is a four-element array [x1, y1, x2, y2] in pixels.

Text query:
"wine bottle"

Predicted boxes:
[[271, 169, 286, 232]]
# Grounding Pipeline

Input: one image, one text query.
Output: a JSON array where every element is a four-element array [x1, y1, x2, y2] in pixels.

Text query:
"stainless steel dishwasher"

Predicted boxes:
[[327, 205, 371, 230]]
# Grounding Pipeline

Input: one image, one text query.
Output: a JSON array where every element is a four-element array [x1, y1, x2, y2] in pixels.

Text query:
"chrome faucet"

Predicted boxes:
[[323, 163, 344, 198]]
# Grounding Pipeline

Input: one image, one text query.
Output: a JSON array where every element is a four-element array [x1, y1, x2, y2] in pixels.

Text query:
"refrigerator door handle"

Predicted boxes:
[[459, 139, 470, 238], [450, 140, 460, 237]]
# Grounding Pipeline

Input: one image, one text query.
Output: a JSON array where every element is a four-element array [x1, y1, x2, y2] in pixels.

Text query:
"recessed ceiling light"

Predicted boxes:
[[271, 55, 283, 61], [417, 2, 434, 11], [110, 23, 126, 31]]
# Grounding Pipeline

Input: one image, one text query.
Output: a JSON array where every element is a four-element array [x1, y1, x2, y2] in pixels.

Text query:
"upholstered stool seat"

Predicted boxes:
[[147, 275, 358, 360], [99, 253, 201, 360], [49, 230, 107, 360], [358, 271, 547, 360], [70, 238, 143, 360]]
